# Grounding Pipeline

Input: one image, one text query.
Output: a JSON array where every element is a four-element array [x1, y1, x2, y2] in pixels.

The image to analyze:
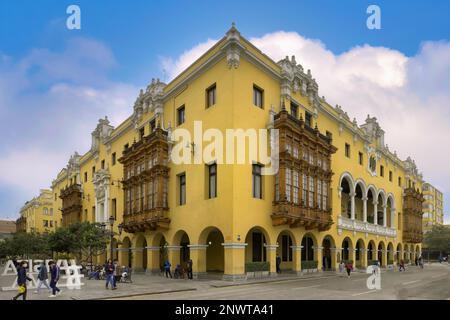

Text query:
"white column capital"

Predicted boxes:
[[187, 244, 209, 250], [264, 244, 279, 250], [222, 242, 248, 249]]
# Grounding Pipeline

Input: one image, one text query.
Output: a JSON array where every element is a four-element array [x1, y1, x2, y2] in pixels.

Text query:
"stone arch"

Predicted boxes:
[[387, 194, 395, 228], [150, 232, 168, 273], [199, 226, 225, 273], [354, 180, 366, 221], [355, 238, 366, 268], [377, 241, 386, 267], [339, 173, 354, 219], [171, 230, 191, 267], [321, 234, 336, 271], [367, 240, 376, 263], [341, 237, 354, 262], [377, 190, 387, 226], [396, 243, 403, 264], [387, 242, 394, 265], [245, 226, 270, 263], [404, 244, 410, 262], [133, 234, 147, 272], [276, 229, 297, 271], [301, 232, 318, 263], [119, 236, 132, 268], [366, 185, 377, 224]]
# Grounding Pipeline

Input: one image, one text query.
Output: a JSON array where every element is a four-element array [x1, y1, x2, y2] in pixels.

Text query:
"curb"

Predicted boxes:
[[71, 288, 197, 300]]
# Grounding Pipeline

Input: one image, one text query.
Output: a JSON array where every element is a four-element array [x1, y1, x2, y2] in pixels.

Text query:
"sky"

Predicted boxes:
[[0, 0, 449, 223]]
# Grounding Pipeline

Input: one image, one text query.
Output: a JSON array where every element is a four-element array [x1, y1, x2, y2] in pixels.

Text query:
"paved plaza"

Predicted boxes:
[[1, 263, 449, 300]]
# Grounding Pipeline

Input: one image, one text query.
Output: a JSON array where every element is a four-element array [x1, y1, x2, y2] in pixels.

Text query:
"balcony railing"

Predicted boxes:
[[337, 216, 397, 237], [122, 209, 170, 233]]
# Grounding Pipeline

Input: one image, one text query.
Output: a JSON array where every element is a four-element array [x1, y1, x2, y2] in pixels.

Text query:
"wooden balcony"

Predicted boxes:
[[272, 202, 333, 231], [122, 209, 170, 233]]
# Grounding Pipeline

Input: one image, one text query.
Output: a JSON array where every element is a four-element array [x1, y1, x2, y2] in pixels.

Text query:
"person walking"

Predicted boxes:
[[276, 254, 282, 274], [338, 260, 345, 277], [186, 259, 193, 280], [113, 260, 121, 288], [12, 261, 32, 300], [399, 259, 405, 272], [35, 261, 51, 294], [345, 261, 353, 278], [418, 255, 424, 269], [104, 260, 115, 289], [48, 261, 61, 298], [164, 260, 172, 278]]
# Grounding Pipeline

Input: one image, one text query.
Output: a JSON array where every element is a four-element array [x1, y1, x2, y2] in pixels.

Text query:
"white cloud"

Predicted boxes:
[[0, 37, 139, 219], [161, 30, 450, 222]]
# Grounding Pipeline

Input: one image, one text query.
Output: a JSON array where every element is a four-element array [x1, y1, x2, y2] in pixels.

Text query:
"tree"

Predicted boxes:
[[0, 232, 50, 259], [424, 225, 450, 256]]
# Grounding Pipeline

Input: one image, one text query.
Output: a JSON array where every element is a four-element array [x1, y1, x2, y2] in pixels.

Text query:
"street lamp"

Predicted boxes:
[[109, 215, 115, 262]]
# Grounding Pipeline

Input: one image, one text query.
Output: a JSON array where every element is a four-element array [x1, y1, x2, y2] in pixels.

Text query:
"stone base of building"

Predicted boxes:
[[222, 274, 247, 281]]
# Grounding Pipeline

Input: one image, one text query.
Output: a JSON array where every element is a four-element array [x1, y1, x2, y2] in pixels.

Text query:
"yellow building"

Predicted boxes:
[[17, 189, 59, 234], [48, 25, 426, 279], [422, 183, 444, 232]]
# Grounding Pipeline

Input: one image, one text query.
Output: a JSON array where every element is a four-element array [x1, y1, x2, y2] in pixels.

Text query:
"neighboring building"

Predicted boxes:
[[17, 189, 60, 234], [422, 183, 444, 232], [0, 220, 16, 240], [46, 25, 427, 279]]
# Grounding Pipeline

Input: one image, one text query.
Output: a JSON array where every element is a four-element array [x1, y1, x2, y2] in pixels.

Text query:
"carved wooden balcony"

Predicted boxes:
[[402, 187, 424, 243], [60, 183, 83, 226], [122, 208, 170, 233]]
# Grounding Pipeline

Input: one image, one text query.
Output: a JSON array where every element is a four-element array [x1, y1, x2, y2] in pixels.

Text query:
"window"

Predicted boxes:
[[285, 168, 292, 202], [139, 127, 145, 140], [49, 208, 53, 216], [84, 209, 88, 221], [389, 171, 393, 182], [302, 174, 307, 205], [150, 119, 156, 132], [309, 176, 315, 208], [101, 160, 105, 170], [293, 146, 299, 159], [112, 152, 116, 166], [293, 170, 299, 204], [380, 165, 384, 177], [124, 143, 129, 150], [305, 111, 312, 127], [398, 177, 402, 187], [179, 173, 186, 205], [112, 199, 117, 220], [345, 143, 351, 158], [177, 105, 185, 126], [92, 206, 96, 222], [50, 221, 53, 228], [92, 166, 95, 178], [43, 208, 48, 215], [275, 174, 280, 201], [358, 152, 363, 165], [317, 179, 322, 210], [323, 181, 328, 210], [208, 163, 217, 199], [147, 180, 154, 209], [43, 220, 48, 227], [291, 102, 298, 118], [253, 85, 263, 108], [206, 83, 216, 108], [84, 172, 87, 182], [55, 193, 57, 200], [252, 164, 262, 199]]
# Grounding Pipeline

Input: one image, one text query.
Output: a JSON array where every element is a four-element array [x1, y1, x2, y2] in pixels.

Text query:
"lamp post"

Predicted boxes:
[[108, 215, 115, 261]]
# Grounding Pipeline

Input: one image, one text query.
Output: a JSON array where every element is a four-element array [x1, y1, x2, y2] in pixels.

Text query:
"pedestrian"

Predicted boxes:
[[338, 260, 345, 276], [104, 259, 115, 289], [48, 260, 61, 298], [276, 254, 282, 274], [12, 261, 32, 300], [186, 259, 193, 280], [35, 261, 51, 294], [113, 260, 121, 288], [174, 264, 182, 279], [415, 257, 418, 266], [345, 261, 353, 278], [399, 259, 405, 272], [418, 255, 424, 269], [164, 260, 172, 278]]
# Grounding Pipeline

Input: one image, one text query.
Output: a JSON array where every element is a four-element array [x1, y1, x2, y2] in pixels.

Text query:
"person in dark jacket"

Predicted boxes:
[[345, 261, 353, 278], [48, 261, 61, 297], [12, 261, 32, 300], [186, 259, 193, 280], [164, 260, 172, 278], [104, 260, 115, 289], [276, 254, 282, 274], [35, 261, 51, 294]]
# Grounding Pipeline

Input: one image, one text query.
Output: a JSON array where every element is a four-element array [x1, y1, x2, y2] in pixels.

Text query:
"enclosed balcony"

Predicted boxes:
[[60, 183, 83, 227], [402, 187, 424, 243]]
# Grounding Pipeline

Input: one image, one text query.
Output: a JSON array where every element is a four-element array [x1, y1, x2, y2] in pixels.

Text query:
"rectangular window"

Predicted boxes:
[[293, 170, 299, 204], [305, 111, 312, 127], [323, 181, 328, 210], [253, 85, 263, 108], [275, 174, 280, 201], [358, 152, 363, 165], [112, 152, 116, 166], [177, 105, 185, 126], [50, 220, 53, 228], [150, 119, 156, 132], [285, 168, 292, 202], [398, 177, 402, 187], [291, 102, 298, 118], [92, 166, 95, 178], [112, 199, 117, 220], [43, 220, 48, 227], [148, 180, 154, 209], [293, 146, 299, 159], [208, 163, 217, 199], [139, 127, 145, 140], [317, 179, 322, 210], [92, 206, 96, 222], [55, 193, 57, 200], [84, 209, 88, 221], [101, 160, 105, 170], [302, 174, 307, 205], [380, 165, 385, 177], [206, 83, 216, 108], [252, 164, 262, 199], [309, 176, 315, 208], [179, 173, 186, 205], [345, 143, 351, 158], [389, 171, 393, 182], [84, 172, 87, 182]]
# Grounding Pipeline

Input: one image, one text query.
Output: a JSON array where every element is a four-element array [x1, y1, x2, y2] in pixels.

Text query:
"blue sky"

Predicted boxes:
[[0, 0, 449, 222]]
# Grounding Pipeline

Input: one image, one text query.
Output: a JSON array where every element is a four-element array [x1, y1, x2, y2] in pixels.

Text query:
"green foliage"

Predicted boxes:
[[245, 262, 270, 272], [0, 232, 50, 259], [301, 260, 318, 270], [424, 225, 450, 253]]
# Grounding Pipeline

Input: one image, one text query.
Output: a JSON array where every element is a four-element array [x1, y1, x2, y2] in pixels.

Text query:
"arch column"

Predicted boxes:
[[330, 247, 338, 271], [131, 247, 144, 272], [373, 201, 378, 225], [167, 245, 182, 268], [359, 248, 368, 268], [362, 197, 368, 222], [382, 205, 387, 227], [222, 242, 247, 281], [264, 244, 279, 276], [290, 245, 303, 274], [313, 246, 324, 271], [146, 246, 161, 274], [350, 192, 356, 220], [188, 244, 208, 279]]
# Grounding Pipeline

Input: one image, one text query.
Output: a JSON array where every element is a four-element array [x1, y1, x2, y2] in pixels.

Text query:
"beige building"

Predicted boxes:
[[422, 183, 444, 232], [0, 220, 15, 240]]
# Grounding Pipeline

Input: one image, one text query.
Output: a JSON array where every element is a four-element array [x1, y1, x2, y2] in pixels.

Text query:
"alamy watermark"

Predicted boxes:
[[367, 5, 381, 30], [66, 5, 81, 30]]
